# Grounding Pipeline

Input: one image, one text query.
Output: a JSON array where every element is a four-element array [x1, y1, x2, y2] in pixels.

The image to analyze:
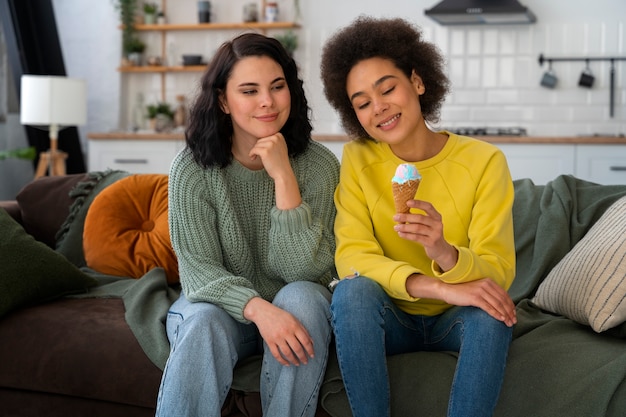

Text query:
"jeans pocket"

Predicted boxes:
[[166, 311, 184, 344]]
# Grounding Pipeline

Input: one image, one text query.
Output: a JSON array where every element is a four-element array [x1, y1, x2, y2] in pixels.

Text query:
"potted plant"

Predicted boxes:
[[0, 147, 36, 161], [146, 102, 174, 132], [143, 2, 158, 24], [114, 0, 140, 58], [157, 11, 166, 24], [274, 31, 298, 57], [127, 37, 146, 66]]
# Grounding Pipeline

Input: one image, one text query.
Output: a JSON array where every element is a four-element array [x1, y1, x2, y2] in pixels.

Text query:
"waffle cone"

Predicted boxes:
[[392, 180, 420, 213]]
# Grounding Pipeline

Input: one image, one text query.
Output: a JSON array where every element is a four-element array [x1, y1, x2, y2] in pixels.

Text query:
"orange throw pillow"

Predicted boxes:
[[83, 174, 179, 284]]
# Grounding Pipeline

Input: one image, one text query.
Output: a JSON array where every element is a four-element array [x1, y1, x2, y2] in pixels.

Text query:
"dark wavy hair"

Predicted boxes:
[[186, 32, 312, 168], [320, 16, 450, 141]]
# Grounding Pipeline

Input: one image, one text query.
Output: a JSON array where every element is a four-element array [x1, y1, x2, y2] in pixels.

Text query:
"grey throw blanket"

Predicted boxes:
[[509, 174, 626, 302]]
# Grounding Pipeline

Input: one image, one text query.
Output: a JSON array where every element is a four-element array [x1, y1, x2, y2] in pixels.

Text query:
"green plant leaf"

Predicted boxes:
[[146, 102, 173, 119], [0, 147, 37, 161]]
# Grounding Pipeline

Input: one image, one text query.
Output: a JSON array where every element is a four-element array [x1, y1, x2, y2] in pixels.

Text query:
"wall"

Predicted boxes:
[[51, 0, 626, 159]]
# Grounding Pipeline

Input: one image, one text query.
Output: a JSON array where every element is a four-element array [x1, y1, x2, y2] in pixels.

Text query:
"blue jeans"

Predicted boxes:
[[156, 281, 332, 417], [331, 277, 513, 417]]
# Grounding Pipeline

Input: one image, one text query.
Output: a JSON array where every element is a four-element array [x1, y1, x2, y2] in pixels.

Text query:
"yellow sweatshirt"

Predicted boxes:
[[334, 132, 515, 316]]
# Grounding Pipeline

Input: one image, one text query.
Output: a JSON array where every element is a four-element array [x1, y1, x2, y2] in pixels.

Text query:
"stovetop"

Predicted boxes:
[[447, 127, 528, 136]]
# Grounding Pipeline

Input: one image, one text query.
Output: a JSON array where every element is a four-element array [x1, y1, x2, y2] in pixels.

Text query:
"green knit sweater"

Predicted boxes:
[[168, 140, 340, 323]]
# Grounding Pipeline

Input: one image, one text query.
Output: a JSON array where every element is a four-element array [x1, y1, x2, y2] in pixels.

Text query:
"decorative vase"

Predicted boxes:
[[197, 1, 211, 23], [155, 114, 172, 132], [128, 52, 143, 66], [174, 95, 187, 128]]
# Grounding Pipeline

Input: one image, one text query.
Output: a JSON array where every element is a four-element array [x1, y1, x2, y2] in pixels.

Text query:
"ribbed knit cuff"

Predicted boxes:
[[433, 245, 468, 284], [270, 202, 313, 234], [220, 286, 260, 323]]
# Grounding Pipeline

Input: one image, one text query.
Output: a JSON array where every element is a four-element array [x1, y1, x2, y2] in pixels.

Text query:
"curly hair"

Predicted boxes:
[[320, 16, 450, 141], [186, 32, 312, 168]]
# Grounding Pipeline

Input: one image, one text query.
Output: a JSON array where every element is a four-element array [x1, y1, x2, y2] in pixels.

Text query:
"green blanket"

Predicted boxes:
[[508, 175, 626, 303], [76, 175, 626, 416]]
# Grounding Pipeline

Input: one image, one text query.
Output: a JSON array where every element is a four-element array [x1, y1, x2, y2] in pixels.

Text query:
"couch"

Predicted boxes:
[[1, 170, 625, 417]]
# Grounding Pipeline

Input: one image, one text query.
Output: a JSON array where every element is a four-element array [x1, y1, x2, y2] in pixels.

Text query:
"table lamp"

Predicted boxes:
[[20, 75, 87, 178]]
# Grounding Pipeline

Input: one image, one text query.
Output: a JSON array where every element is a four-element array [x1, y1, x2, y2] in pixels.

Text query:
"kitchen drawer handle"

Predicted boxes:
[[113, 158, 149, 164], [609, 166, 626, 171]]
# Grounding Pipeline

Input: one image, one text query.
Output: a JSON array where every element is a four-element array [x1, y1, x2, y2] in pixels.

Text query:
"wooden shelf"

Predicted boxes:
[[134, 22, 300, 31], [88, 132, 184, 140], [117, 0, 301, 110]]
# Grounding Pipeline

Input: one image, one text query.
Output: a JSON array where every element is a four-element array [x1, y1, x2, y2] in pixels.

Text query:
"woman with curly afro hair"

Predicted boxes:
[[321, 16, 517, 417]]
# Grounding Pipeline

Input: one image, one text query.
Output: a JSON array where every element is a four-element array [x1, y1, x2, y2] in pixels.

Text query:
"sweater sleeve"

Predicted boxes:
[[168, 150, 259, 323], [266, 142, 340, 285], [334, 147, 416, 297], [433, 148, 516, 291]]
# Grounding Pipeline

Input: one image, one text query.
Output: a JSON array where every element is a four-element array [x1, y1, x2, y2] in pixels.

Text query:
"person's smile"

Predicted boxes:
[[377, 113, 401, 130]]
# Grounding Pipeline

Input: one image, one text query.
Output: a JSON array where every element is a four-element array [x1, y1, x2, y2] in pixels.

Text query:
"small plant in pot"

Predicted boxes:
[[274, 31, 298, 57], [126, 37, 146, 66], [147, 102, 175, 132], [143, 2, 158, 24]]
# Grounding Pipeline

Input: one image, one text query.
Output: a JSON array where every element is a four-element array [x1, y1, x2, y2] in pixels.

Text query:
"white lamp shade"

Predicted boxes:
[[20, 75, 87, 128]]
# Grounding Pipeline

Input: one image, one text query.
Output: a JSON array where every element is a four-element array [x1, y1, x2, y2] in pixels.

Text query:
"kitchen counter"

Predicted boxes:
[[89, 132, 626, 144], [88, 132, 185, 141], [311, 134, 626, 144]]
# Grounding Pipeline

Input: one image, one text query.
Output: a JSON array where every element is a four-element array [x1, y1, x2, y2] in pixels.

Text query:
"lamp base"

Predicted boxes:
[[35, 149, 67, 178]]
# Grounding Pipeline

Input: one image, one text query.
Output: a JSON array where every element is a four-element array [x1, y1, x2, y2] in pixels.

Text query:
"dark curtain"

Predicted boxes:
[[0, 0, 86, 173]]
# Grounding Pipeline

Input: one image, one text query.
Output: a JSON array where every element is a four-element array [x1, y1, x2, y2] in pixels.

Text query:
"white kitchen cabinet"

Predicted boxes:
[[575, 145, 626, 185], [90, 138, 342, 174], [88, 139, 184, 174], [495, 143, 626, 185], [495, 144, 576, 185]]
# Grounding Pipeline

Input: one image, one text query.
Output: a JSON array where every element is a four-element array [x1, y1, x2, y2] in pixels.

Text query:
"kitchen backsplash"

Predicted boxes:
[[432, 23, 625, 136]]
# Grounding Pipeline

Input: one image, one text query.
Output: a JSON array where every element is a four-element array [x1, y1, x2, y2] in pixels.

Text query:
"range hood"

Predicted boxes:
[[425, 0, 537, 25]]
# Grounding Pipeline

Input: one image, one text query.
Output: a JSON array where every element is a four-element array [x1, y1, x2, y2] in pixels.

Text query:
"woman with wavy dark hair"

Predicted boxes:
[[321, 16, 517, 417], [157, 32, 339, 417], [186, 32, 312, 167]]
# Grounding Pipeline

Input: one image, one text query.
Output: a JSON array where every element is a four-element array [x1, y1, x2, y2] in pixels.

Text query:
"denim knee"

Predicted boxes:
[[332, 276, 386, 313], [273, 281, 331, 319], [461, 306, 513, 343]]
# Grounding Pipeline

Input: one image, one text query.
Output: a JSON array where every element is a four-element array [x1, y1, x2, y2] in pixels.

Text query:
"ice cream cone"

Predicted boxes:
[[392, 179, 420, 213]]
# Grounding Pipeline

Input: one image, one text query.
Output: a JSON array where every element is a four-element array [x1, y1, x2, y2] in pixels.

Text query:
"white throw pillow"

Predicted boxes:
[[532, 195, 626, 333]]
